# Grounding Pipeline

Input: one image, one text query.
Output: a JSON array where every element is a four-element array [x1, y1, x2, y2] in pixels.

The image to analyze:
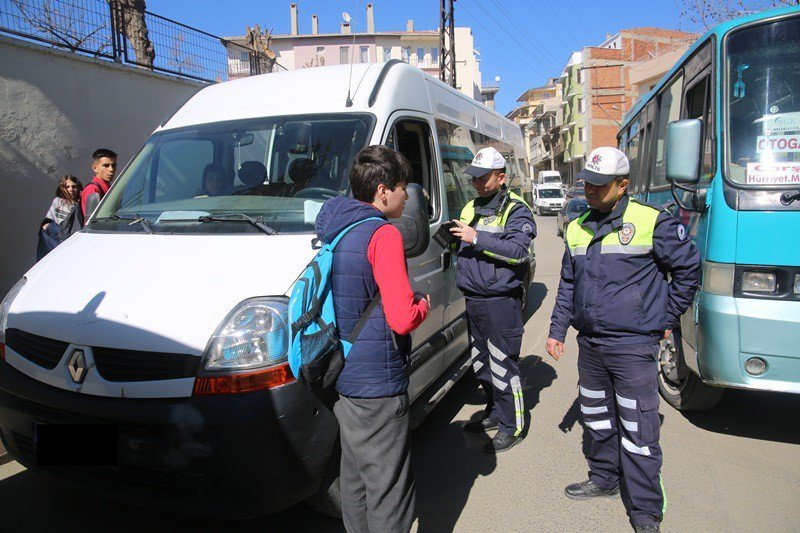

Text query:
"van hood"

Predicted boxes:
[[9, 232, 317, 354]]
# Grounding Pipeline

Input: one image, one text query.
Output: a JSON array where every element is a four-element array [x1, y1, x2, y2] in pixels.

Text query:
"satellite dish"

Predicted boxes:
[[342, 12, 351, 23], [494, 76, 501, 83]]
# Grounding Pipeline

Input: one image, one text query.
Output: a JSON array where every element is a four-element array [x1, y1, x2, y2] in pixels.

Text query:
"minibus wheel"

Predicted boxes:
[[305, 446, 342, 518], [657, 330, 724, 411]]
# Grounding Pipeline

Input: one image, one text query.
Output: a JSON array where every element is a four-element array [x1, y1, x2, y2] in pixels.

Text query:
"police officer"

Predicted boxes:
[[546, 147, 701, 532], [450, 147, 536, 453]]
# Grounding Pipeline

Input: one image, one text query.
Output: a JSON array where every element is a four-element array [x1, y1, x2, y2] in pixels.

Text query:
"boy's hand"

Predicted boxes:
[[449, 219, 477, 244], [546, 338, 565, 361], [414, 292, 431, 309]]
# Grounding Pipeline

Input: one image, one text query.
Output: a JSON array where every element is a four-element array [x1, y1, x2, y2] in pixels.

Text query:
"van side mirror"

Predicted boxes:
[[391, 183, 430, 258], [666, 119, 702, 184]]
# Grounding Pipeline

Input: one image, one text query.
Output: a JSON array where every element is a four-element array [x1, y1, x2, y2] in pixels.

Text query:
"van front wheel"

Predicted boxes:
[[657, 331, 724, 411]]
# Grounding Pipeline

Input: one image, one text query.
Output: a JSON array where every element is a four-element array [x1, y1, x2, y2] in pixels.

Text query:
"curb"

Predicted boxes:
[[0, 442, 11, 465]]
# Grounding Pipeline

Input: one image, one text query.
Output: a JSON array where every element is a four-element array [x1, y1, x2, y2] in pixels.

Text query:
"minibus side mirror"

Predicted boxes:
[[666, 119, 702, 184], [391, 183, 430, 258]]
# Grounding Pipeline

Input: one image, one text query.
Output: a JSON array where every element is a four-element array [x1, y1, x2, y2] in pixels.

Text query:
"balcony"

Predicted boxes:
[[410, 58, 440, 69]]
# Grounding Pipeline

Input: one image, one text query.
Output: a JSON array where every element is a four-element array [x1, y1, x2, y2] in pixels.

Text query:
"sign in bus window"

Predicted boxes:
[[727, 16, 800, 185]]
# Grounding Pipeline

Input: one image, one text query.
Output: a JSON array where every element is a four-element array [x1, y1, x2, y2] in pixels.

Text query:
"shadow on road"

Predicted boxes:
[[681, 388, 800, 445], [523, 281, 548, 323], [412, 354, 556, 532]]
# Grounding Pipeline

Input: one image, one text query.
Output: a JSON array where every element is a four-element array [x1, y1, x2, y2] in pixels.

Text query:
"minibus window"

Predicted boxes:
[[435, 119, 479, 220], [392, 120, 438, 219]]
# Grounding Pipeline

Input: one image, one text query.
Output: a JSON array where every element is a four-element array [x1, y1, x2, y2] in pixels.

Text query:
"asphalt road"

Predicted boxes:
[[2, 215, 799, 532]]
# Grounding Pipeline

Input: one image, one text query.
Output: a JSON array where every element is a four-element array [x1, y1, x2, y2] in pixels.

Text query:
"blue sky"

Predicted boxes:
[[147, 0, 686, 114]]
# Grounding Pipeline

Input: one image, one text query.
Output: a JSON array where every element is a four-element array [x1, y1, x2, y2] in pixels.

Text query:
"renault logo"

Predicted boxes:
[[67, 349, 88, 384]]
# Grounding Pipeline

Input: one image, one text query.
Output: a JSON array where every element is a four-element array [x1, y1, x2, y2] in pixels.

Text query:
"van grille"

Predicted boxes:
[[93, 347, 200, 382], [5, 329, 200, 382], [4, 329, 68, 369]]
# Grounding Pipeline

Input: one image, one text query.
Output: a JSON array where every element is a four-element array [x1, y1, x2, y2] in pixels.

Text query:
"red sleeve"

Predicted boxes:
[[367, 224, 430, 335]]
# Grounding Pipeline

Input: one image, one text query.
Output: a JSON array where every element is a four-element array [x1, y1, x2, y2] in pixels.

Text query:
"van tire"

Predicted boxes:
[[657, 331, 724, 411], [305, 448, 342, 518]]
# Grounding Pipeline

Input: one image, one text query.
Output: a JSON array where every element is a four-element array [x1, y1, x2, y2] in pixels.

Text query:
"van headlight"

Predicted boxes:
[[200, 297, 289, 372], [0, 277, 26, 345]]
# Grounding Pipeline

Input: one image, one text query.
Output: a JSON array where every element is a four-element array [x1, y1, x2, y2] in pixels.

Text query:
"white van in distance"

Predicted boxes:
[[532, 183, 566, 215], [0, 61, 534, 518], [537, 170, 562, 187]]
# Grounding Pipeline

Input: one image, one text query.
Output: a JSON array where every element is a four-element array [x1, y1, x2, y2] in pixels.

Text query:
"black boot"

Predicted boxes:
[[564, 479, 620, 500], [484, 431, 521, 453], [462, 417, 499, 433], [633, 524, 660, 532]]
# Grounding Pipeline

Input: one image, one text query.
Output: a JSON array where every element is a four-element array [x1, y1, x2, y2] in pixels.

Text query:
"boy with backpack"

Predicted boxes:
[[313, 145, 430, 532]]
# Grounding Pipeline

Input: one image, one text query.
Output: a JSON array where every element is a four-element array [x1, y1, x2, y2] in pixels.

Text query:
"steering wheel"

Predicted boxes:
[[293, 187, 339, 199]]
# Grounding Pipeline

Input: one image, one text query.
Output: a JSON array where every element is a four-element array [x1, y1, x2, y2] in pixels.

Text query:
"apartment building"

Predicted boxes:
[[228, 3, 487, 102], [507, 79, 562, 178]]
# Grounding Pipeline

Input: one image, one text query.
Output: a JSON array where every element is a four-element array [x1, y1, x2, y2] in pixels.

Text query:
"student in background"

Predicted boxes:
[[81, 148, 117, 218]]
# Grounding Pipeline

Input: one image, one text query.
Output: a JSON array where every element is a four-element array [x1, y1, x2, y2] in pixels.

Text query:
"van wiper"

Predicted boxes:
[[198, 213, 278, 235], [109, 214, 155, 234], [780, 189, 800, 205]]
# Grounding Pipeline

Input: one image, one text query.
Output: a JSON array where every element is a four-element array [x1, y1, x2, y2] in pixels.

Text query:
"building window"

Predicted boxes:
[[577, 68, 584, 84], [383, 46, 392, 62], [416, 47, 425, 66], [401, 47, 410, 62], [577, 97, 585, 113], [359, 45, 369, 63], [340, 46, 350, 64], [578, 127, 585, 143], [430, 47, 439, 66]]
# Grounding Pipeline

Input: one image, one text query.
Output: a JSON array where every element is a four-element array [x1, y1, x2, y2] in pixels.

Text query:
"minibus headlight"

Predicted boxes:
[[201, 297, 289, 372], [702, 262, 734, 296], [741, 271, 777, 293], [0, 277, 26, 346]]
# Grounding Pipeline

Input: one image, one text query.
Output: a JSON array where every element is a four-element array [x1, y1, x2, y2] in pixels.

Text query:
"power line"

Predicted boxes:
[[484, 0, 563, 65], [457, 1, 553, 81], [566, 0, 594, 37], [520, 0, 574, 52], [541, 0, 585, 44]]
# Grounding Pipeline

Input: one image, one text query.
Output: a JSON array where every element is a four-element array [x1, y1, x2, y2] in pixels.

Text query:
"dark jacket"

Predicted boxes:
[[315, 196, 409, 398], [549, 195, 701, 346], [456, 187, 536, 298]]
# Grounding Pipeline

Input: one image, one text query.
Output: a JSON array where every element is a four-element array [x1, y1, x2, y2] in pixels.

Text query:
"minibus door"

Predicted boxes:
[[384, 113, 448, 399]]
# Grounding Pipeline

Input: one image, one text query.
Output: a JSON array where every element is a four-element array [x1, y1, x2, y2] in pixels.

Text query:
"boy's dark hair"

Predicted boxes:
[[92, 148, 118, 161], [350, 145, 412, 202]]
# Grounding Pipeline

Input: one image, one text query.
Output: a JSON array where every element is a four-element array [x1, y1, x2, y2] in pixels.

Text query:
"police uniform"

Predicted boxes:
[[456, 148, 536, 452], [548, 147, 701, 530]]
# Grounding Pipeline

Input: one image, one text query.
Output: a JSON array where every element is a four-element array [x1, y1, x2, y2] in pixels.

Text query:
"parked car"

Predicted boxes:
[[557, 198, 590, 237], [0, 61, 534, 520]]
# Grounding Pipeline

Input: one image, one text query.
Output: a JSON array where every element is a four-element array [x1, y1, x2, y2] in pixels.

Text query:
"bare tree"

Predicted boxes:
[[115, 0, 155, 67], [11, 0, 110, 53], [244, 24, 276, 74], [677, 0, 800, 31], [167, 32, 196, 75]]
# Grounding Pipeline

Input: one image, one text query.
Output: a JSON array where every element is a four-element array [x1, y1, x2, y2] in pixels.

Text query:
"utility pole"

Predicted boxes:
[[439, 0, 456, 88]]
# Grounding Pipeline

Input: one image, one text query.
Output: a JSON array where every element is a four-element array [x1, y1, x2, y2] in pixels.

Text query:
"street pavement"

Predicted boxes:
[[1, 215, 799, 532]]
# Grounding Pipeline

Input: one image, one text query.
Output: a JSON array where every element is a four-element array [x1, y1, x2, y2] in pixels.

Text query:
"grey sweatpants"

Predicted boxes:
[[333, 393, 415, 533]]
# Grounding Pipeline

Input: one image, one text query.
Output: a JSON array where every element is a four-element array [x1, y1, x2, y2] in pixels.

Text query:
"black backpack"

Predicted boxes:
[[36, 204, 84, 260]]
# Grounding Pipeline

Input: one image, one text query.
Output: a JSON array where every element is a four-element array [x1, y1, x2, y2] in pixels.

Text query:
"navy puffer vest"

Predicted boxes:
[[315, 196, 409, 398]]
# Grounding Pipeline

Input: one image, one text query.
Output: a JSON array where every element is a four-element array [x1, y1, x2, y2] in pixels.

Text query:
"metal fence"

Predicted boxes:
[[0, 0, 273, 83]]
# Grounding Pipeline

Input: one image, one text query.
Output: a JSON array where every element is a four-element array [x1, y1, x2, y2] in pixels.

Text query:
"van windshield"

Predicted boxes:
[[539, 188, 563, 199], [92, 114, 374, 234], [542, 176, 561, 184]]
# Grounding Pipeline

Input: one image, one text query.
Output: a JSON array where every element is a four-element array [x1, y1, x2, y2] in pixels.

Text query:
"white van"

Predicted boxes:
[[0, 61, 534, 518], [532, 183, 566, 215], [537, 170, 562, 187]]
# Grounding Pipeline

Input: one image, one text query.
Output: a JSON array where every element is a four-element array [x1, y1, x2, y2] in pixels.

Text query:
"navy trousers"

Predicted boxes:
[[577, 340, 665, 526], [466, 297, 525, 436]]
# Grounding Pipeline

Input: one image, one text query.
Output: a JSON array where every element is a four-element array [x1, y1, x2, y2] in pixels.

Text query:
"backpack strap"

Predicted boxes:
[[345, 293, 383, 347], [329, 216, 385, 250]]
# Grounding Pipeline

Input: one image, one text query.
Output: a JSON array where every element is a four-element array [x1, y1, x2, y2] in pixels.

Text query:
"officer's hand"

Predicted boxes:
[[663, 329, 672, 340], [546, 338, 564, 361], [449, 219, 477, 244]]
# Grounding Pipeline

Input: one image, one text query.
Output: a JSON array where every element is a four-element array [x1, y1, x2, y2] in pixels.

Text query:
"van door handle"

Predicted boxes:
[[441, 251, 452, 270]]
